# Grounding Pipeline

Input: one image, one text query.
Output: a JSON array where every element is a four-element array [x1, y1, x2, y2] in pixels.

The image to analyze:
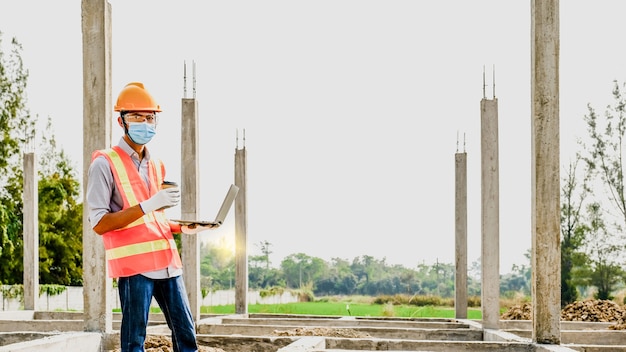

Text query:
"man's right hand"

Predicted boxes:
[[140, 188, 180, 214]]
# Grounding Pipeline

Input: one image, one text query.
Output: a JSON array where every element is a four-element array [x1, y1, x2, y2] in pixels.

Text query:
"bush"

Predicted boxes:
[[373, 294, 454, 307], [259, 286, 285, 298], [500, 294, 530, 310], [467, 295, 481, 308]]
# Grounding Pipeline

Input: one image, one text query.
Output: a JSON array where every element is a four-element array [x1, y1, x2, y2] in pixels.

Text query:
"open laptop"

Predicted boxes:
[[171, 184, 239, 227]]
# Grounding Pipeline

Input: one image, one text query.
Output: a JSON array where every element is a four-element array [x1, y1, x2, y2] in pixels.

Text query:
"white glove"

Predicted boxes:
[[181, 223, 218, 234], [140, 188, 180, 214]]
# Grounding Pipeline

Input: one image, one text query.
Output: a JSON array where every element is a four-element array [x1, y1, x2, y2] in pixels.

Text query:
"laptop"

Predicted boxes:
[[171, 184, 239, 227]]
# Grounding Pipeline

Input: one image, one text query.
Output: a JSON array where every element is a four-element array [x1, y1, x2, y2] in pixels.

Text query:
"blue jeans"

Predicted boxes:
[[118, 274, 198, 352]]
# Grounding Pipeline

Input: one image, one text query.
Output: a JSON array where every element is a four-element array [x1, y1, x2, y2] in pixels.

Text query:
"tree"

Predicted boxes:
[[580, 80, 626, 299], [411, 261, 455, 297], [256, 240, 272, 270], [500, 250, 531, 298], [584, 202, 624, 300], [37, 118, 83, 285], [560, 157, 589, 306], [467, 259, 482, 296], [582, 80, 626, 229], [314, 257, 357, 296], [0, 32, 35, 284], [351, 255, 386, 287], [200, 240, 235, 290], [248, 240, 284, 289], [280, 253, 327, 289], [0, 33, 33, 173], [0, 32, 83, 285]]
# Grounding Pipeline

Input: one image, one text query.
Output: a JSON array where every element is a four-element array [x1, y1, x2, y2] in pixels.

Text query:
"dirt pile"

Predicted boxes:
[[111, 335, 226, 352], [501, 299, 626, 329], [561, 299, 625, 323], [501, 302, 532, 320]]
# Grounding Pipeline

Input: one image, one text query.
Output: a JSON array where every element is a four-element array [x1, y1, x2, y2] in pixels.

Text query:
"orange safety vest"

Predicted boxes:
[[92, 146, 183, 278]]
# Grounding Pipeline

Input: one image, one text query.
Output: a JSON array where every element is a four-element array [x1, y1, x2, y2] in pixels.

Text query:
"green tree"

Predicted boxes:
[[467, 259, 482, 296], [37, 119, 83, 285], [0, 32, 83, 285], [0, 33, 33, 172], [280, 253, 327, 289], [580, 80, 626, 299], [200, 240, 234, 290], [582, 80, 626, 229], [315, 257, 357, 295], [248, 240, 284, 289], [248, 256, 266, 289], [500, 250, 531, 298], [584, 202, 624, 300], [0, 32, 35, 284], [256, 240, 272, 270], [560, 157, 589, 306], [351, 255, 387, 292]]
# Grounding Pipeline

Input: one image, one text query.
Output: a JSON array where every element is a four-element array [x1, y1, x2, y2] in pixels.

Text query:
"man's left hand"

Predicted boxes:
[[181, 223, 218, 234]]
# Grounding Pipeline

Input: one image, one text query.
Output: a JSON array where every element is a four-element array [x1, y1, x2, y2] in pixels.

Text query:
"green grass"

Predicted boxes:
[[200, 301, 483, 319]]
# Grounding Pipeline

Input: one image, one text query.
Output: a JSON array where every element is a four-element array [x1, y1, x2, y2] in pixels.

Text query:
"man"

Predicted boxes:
[[87, 82, 210, 352]]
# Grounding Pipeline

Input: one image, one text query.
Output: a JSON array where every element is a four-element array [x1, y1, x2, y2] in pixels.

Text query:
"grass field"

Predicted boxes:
[[200, 301, 483, 319]]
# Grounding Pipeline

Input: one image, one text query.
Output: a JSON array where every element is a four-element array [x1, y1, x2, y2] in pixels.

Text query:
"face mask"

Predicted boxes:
[[127, 122, 156, 145]]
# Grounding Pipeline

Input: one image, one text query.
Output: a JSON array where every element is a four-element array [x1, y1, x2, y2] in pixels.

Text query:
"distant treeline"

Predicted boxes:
[[200, 241, 531, 298]]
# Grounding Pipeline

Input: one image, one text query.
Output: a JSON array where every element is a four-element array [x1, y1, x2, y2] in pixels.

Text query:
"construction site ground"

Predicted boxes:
[[1, 299, 626, 351]]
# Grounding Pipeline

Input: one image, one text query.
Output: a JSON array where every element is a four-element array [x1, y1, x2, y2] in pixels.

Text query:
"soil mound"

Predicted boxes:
[[501, 299, 626, 329]]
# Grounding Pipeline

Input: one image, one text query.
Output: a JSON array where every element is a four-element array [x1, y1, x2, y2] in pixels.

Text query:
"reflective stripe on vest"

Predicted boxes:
[[107, 149, 140, 206], [92, 147, 181, 278], [106, 238, 176, 260]]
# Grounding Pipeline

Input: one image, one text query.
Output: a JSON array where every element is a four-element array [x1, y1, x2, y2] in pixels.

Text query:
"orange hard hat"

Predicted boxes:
[[114, 82, 162, 112]]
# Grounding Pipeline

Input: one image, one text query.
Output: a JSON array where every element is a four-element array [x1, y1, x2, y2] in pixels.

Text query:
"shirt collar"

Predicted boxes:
[[117, 137, 151, 161]]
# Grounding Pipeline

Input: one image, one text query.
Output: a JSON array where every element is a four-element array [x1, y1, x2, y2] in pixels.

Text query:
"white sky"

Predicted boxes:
[[1, 1, 625, 273]]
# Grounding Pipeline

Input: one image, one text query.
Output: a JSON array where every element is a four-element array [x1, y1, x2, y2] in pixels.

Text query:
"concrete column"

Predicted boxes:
[[234, 147, 248, 314], [23, 152, 38, 311], [480, 98, 500, 329], [455, 151, 468, 319], [531, 0, 561, 344], [181, 98, 201, 323], [81, 0, 113, 332]]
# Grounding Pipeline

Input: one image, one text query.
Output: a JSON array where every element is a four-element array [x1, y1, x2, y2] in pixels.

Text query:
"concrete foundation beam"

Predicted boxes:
[[277, 336, 325, 352], [0, 332, 102, 352]]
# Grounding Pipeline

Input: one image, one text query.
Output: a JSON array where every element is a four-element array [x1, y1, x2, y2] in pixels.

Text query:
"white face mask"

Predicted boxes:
[[127, 122, 156, 145]]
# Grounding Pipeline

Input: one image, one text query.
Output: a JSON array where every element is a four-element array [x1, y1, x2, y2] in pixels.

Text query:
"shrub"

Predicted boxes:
[[467, 295, 481, 307], [373, 294, 455, 307]]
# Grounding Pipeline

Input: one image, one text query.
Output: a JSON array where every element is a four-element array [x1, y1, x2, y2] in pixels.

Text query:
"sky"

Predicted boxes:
[[1, 1, 625, 274]]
